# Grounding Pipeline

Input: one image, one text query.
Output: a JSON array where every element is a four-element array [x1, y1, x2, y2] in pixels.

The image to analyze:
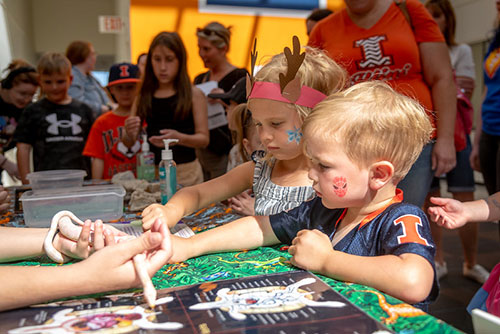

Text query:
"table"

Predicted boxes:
[[0, 186, 462, 333]]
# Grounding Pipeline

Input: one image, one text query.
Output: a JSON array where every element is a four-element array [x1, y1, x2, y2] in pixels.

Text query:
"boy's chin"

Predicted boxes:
[[320, 197, 343, 209]]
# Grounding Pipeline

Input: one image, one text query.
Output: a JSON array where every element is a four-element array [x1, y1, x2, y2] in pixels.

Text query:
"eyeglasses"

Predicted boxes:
[[197, 27, 226, 41]]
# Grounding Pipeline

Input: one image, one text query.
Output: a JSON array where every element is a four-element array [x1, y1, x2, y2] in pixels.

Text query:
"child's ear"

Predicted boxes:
[[369, 161, 394, 190], [242, 138, 252, 156]]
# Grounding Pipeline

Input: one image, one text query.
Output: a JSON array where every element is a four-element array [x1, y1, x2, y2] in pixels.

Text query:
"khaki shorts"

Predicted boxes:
[[177, 159, 203, 186]]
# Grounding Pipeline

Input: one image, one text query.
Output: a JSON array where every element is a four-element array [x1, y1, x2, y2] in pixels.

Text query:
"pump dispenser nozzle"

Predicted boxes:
[[141, 134, 150, 152], [162, 139, 179, 160]]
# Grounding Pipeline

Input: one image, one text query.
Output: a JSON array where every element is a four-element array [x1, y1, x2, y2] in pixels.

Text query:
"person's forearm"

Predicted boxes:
[[432, 77, 457, 142], [0, 263, 114, 311], [0, 227, 47, 263], [320, 252, 434, 305], [188, 216, 278, 258], [177, 132, 209, 149], [16, 144, 31, 184]]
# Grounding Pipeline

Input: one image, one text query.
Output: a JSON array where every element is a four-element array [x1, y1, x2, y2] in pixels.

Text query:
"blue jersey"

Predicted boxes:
[[269, 194, 439, 309]]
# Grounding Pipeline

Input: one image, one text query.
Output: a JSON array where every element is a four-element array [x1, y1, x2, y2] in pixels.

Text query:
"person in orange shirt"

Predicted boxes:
[[309, 0, 457, 209]]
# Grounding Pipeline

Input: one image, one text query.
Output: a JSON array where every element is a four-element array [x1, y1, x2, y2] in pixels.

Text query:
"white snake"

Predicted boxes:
[[43, 210, 157, 308]]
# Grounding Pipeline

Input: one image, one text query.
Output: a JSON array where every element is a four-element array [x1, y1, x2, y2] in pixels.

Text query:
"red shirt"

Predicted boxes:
[[83, 112, 142, 179]]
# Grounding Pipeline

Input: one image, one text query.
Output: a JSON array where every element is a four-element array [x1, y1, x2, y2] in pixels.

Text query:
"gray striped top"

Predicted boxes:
[[253, 155, 315, 216]]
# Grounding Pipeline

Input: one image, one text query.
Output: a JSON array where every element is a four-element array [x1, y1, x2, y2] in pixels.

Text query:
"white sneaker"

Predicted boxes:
[[435, 261, 448, 280], [463, 264, 490, 284]]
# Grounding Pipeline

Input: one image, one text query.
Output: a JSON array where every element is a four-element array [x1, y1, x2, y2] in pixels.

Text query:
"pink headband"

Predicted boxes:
[[248, 81, 327, 109]]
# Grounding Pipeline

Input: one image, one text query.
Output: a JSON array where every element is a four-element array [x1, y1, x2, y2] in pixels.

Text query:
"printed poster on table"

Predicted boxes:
[[0, 271, 393, 333]]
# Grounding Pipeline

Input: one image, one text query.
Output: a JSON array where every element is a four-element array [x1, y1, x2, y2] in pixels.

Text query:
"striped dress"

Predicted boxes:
[[252, 152, 315, 216]]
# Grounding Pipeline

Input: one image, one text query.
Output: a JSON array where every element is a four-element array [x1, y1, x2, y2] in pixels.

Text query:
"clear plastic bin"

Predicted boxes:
[[20, 185, 126, 227], [27, 170, 87, 192]]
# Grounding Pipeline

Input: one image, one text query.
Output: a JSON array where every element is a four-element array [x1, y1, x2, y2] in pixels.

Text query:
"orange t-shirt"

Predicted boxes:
[[83, 112, 143, 179], [309, 0, 444, 121]]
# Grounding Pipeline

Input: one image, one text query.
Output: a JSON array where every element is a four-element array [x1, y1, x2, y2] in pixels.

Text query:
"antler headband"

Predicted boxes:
[[246, 36, 326, 109]]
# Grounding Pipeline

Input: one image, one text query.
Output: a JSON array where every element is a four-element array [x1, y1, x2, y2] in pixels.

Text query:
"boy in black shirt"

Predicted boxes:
[[14, 53, 93, 184]]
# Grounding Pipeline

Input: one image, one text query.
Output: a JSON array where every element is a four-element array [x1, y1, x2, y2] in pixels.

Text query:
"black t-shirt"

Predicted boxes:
[[194, 68, 248, 156], [146, 94, 196, 165], [0, 96, 24, 153], [13, 98, 93, 173]]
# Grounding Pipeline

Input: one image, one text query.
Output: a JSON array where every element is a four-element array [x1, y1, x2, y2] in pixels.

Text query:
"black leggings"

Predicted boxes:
[[479, 131, 500, 196]]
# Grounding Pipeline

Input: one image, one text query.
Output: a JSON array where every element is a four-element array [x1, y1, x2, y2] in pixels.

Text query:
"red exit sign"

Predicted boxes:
[[98, 16, 124, 34]]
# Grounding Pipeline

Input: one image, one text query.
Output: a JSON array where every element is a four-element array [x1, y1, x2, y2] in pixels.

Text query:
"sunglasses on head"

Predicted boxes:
[[197, 27, 226, 41]]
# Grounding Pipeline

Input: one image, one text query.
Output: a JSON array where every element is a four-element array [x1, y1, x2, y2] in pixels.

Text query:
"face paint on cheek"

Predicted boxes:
[[286, 126, 303, 145], [333, 176, 347, 197]]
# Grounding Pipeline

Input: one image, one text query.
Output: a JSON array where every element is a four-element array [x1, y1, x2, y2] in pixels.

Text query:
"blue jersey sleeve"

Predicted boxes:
[[269, 198, 316, 244]]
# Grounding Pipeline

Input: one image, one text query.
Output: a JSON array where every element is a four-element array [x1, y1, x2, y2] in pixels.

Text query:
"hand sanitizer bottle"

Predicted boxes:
[[159, 139, 178, 204], [136, 134, 155, 181]]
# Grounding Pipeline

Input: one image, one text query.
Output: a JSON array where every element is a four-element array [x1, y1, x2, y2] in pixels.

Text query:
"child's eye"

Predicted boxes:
[[319, 163, 329, 170], [271, 122, 283, 127], [254, 122, 262, 127]]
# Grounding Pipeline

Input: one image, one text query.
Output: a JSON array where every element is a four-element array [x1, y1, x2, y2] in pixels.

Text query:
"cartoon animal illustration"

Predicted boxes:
[[189, 277, 345, 320]]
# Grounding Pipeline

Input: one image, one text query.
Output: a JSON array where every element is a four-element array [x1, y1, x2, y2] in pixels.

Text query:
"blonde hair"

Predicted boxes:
[[196, 22, 231, 50], [37, 52, 72, 76], [254, 46, 347, 121], [303, 81, 433, 181]]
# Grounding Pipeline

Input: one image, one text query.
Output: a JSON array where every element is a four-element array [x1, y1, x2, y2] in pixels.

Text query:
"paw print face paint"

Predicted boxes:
[[333, 177, 347, 197]]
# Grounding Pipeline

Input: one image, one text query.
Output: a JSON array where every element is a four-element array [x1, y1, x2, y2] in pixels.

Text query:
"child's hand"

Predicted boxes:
[[76, 219, 172, 291], [427, 197, 468, 229], [2, 160, 19, 179], [288, 229, 333, 272], [228, 189, 255, 216], [53, 220, 127, 260], [149, 130, 181, 148], [142, 204, 171, 230], [124, 116, 141, 140]]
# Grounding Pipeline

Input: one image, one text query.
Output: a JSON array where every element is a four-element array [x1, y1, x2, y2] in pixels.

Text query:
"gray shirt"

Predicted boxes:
[[68, 66, 109, 118]]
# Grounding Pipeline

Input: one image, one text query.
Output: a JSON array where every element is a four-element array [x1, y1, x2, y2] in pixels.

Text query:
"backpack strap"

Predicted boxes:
[[394, 0, 413, 30]]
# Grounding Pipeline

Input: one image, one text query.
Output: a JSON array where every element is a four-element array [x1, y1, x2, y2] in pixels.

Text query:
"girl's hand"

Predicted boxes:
[[124, 116, 142, 140], [288, 229, 334, 273], [427, 197, 468, 229], [76, 219, 172, 291], [149, 130, 181, 148], [228, 189, 255, 216], [142, 204, 171, 230]]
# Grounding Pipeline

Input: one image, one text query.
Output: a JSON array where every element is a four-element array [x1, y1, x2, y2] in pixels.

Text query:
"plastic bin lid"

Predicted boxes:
[[26, 169, 87, 181]]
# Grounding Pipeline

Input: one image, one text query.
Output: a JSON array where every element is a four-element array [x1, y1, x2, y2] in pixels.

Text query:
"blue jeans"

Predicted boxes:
[[397, 142, 434, 207]]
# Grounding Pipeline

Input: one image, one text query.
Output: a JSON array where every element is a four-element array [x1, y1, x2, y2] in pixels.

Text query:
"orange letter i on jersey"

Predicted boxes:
[[393, 215, 430, 246]]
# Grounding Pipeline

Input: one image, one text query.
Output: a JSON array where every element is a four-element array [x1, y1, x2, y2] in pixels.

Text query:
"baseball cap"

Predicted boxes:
[[107, 63, 140, 87], [208, 77, 247, 105]]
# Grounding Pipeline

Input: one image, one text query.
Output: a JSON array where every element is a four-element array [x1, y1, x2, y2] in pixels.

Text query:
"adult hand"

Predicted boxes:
[[124, 115, 142, 140], [149, 129, 181, 148], [53, 220, 128, 260], [469, 143, 481, 171], [288, 229, 333, 272], [228, 189, 255, 216], [76, 219, 172, 291], [207, 87, 226, 106], [432, 138, 456, 176], [427, 197, 468, 229], [456, 76, 475, 100]]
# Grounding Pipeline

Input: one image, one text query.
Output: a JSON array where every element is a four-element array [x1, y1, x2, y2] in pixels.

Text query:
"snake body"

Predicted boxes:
[[43, 210, 157, 308]]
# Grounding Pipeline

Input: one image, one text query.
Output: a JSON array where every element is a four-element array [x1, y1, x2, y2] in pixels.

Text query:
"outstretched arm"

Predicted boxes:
[[142, 161, 255, 229], [288, 230, 434, 304], [0, 221, 171, 312], [166, 215, 280, 263]]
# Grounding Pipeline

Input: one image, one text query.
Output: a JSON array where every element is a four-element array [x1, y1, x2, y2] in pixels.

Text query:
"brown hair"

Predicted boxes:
[[2, 59, 38, 88], [425, 0, 456, 46], [37, 52, 72, 76], [136, 32, 192, 121], [230, 103, 256, 162], [65, 40, 92, 65]]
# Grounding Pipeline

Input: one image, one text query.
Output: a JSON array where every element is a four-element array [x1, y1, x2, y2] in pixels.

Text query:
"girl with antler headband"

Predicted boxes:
[[141, 36, 347, 230]]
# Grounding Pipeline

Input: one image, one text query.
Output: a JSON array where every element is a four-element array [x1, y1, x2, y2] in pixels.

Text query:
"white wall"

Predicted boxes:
[[2, 0, 36, 65], [452, 0, 497, 44]]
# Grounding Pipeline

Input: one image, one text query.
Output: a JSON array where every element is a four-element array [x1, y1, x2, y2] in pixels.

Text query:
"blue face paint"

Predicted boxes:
[[287, 126, 303, 145]]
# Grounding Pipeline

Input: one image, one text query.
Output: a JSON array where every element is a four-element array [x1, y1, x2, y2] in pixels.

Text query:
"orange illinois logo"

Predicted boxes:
[[485, 48, 500, 79], [393, 215, 430, 246], [119, 65, 130, 77]]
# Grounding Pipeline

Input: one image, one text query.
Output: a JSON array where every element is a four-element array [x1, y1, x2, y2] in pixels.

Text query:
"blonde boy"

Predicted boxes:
[[14, 53, 93, 183], [164, 81, 438, 309]]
